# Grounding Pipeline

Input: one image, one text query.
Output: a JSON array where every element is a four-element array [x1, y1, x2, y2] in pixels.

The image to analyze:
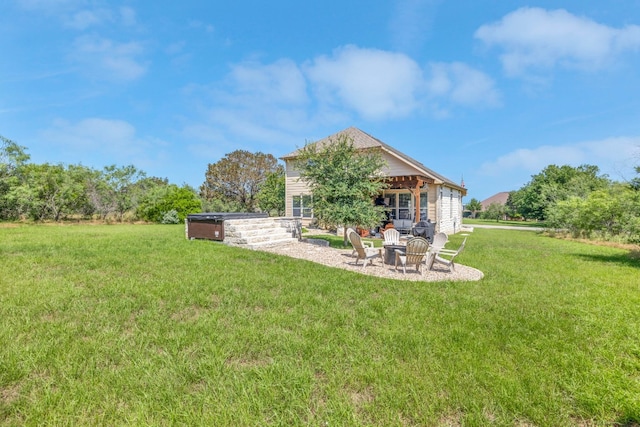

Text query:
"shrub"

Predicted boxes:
[[161, 209, 180, 224]]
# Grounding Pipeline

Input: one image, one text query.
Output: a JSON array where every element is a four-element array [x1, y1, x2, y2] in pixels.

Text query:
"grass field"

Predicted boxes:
[[463, 218, 547, 228], [1, 224, 639, 426]]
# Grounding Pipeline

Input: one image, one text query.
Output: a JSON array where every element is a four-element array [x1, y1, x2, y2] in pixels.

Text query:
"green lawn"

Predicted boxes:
[[1, 224, 639, 426], [463, 218, 547, 228]]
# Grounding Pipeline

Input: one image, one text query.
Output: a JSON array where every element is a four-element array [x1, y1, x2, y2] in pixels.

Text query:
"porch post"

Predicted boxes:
[[412, 179, 424, 222]]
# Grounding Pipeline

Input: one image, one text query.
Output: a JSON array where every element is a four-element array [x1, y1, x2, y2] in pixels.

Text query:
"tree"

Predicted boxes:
[[0, 135, 30, 220], [11, 163, 93, 221], [295, 134, 388, 245], [464, 198, 482, 218], [200, 150, 280, 212], [92, 165, 146, 221], [510, 164, 610, 220], [257, 165, 285, 216], [481, 202, 506, 222], [505, 191, 523, 220]]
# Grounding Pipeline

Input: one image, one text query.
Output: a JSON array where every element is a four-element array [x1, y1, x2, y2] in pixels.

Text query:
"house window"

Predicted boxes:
[[386, 193, 396, 219], [420, 192, 428, 220], [383, 192, 420, 221], [398, 193, 412, 220], [450, 192, 454, 215], [292, 195, 312, 218]]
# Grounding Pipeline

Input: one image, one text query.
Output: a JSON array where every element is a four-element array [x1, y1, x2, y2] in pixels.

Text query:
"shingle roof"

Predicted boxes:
[[480, 192, 510, 209], [281, 127, 465, 192]]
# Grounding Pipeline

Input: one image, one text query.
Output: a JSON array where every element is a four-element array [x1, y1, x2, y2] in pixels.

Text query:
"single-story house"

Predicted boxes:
[[280, 127, 467, 235]]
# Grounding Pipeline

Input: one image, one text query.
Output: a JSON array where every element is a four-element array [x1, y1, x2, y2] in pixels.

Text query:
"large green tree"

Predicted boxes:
[[295, 134, 388, 245], [510, 164, 610, 220], [200, 150, 280, 212], [257, 165, 285, 216]]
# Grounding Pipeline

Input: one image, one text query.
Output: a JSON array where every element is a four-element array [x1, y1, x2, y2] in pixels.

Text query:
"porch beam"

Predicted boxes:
[[384, 175, 434, 190]]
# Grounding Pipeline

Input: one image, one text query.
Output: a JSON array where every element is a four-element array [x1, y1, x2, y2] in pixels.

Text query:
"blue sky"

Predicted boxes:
[[2, 0, 640, 201]]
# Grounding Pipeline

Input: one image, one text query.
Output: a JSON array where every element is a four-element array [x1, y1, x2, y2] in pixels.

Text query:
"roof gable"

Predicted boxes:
[[481, 192, 510, 208], [282, 127, 465, 192]]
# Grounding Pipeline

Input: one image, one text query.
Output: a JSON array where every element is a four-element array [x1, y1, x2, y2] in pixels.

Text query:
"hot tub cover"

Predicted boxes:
[[187, 212, 269, 221]]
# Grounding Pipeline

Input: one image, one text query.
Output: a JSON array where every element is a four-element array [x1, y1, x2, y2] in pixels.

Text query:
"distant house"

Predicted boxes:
[[280, 127, 467, 235], [480, 192, 510, 211]]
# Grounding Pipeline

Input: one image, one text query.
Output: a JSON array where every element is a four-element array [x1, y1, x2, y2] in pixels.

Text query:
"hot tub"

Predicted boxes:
[[186, 212, 268, 241]]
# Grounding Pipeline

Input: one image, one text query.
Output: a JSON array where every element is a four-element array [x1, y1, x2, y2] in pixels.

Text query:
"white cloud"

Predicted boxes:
[[203, 60, 313, 141], [71, 35, 148, 81], [227, 59, 309, 106], [180, 60, 314, 149], [475, 7, 640, 76], [182, 46, 500, 149], [479, 136, 640, 180], [305, 45, 423, 120], [427, 62, 501, 107]]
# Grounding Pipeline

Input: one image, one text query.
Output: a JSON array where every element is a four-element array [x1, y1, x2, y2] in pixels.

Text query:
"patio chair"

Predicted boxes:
[[347, 227, 374, 256], [425, 232, 447, 269], [394, 237, 429, 275], [348, 229, 383, 269], [431, 237, 467, 272], [382, 228, 400, 246]]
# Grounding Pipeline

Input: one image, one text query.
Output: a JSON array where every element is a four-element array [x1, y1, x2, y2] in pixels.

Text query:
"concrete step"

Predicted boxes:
[[222, 217, 301, 248], [245, 237, 299, 249], [224, 227, 292, 239], [225, 218, 279, 230], [226, 232, 293, 245], [226, 235, 298, 247]]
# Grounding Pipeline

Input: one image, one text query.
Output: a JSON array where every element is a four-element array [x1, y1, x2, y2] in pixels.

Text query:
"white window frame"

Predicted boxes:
[[292, 195, 313, 218]]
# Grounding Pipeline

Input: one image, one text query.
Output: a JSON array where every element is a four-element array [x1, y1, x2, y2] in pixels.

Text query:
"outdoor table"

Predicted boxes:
[[383, 244, 405, 265]]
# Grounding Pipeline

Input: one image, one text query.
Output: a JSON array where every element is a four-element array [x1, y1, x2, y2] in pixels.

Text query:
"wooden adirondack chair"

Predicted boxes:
[[348, 229, 383, 269], [394, 237, 429, 275]]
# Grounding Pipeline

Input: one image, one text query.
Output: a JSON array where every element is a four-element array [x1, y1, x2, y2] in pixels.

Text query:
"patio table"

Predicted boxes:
[[383, 244, 405, 265]]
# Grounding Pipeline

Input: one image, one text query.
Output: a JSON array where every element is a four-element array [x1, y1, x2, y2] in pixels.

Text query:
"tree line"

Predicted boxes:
[[0, 135, 285, 223], [466, 163, 640, 243]]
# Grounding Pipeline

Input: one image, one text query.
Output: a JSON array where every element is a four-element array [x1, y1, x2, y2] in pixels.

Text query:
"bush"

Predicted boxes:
[[161, 210, 180, 224], [137, 185, 202, 223], [547, 185, 640, 243]]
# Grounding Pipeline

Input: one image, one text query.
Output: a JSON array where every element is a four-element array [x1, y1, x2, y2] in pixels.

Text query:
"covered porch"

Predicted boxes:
[[378, 174, 436, 223]]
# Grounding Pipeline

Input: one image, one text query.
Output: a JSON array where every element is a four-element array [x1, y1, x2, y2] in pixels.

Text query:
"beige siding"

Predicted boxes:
[[436, 186, 464, 234], [284, 160, 311, 217], [380, 151, 422, 177], [426, 185, 438, 221]]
